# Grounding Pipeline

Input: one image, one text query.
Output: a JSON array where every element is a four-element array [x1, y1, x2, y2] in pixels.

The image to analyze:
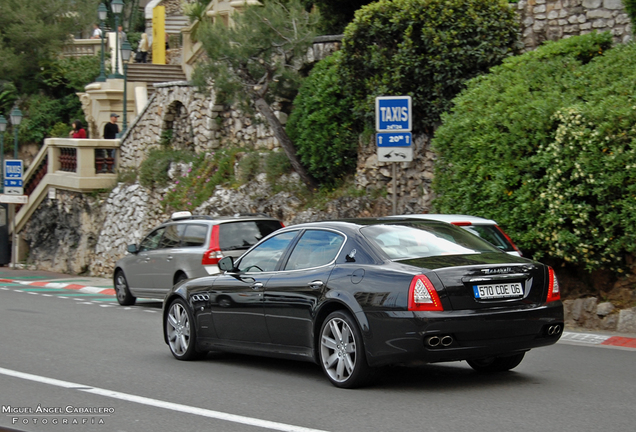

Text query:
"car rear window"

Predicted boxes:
[[462, 225, 515, 252], [219, 220, 283, 251], [361, 222, 501, 260]]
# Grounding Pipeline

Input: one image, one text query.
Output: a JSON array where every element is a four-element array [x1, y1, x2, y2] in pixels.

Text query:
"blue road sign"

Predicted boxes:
[[5, 160, 23, 178], [376, 96, 412, 132], [377, 132, 412, 147], [4, 179, 23, 187]]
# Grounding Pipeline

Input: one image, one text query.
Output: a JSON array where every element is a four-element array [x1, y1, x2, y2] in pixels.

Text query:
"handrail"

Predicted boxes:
[[13, 138, 121, 234]]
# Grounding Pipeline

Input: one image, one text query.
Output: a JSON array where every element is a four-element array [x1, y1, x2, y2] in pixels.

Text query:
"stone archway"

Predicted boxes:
[[162, 100, 193, 150]]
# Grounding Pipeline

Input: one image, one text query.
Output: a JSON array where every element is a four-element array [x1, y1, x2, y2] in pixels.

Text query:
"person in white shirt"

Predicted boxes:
[[91, 23, 102, 39]]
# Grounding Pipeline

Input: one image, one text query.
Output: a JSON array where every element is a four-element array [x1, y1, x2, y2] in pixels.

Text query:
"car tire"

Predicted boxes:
[[114, 270, 136, 306], [165, 298, 205, 361], [467, 352, 525, 373], [319, 310, 371, 389]]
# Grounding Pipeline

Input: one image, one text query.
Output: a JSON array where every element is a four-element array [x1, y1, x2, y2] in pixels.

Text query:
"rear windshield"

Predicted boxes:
[[461, 225, 515, 252], [360, 222, 501, 260], [219, 220, 283, 251]]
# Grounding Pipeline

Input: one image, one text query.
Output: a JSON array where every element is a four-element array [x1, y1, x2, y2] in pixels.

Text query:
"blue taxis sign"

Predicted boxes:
[[375, 96, 412, 132]]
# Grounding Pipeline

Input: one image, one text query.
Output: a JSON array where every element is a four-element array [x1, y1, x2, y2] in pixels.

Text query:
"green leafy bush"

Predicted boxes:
[[623, 0, 636, 33], [287, 51, 358, 184], [431, 32, 636, 272], [140, 148, 239, 212], [49, 122, 72, 138], [339, 0, 521, 133]]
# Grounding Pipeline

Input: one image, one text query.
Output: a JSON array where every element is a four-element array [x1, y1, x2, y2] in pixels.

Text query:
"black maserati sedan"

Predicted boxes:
[[162, 218, 563, 388]]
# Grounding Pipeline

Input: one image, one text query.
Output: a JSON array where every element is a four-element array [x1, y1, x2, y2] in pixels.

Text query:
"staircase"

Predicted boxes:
[[126, 64, 188, 97]]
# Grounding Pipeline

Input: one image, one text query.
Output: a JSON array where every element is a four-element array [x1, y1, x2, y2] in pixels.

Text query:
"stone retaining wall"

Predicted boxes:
[[564, 298, 636, 333], [119, 82, 282, 169], [517, 0, 632, 50]]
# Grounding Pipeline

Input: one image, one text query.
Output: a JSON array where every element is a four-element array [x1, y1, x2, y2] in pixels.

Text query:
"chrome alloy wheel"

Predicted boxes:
[[167, 302, 191, 357], [320, 317, 357, 383]]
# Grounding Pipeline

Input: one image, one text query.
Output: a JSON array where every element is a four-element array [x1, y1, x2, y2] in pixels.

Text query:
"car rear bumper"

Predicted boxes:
[[360, 301, 564, 367]]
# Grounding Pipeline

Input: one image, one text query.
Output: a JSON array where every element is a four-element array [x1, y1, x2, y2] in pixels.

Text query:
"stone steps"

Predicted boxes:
[[126, 64, 187, 96]]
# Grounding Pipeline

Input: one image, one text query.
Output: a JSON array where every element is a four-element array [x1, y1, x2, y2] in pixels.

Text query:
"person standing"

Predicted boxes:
[[139, 33, 149, 63], [103, 113, 120, 139], [91, 24, 102, 39], [69, 120, 87, 138]]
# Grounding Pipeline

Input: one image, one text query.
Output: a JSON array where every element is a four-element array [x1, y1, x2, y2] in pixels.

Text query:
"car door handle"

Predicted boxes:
[[308, 280, 324, 290], [166, 255, 173, 261], [251, 282, 264, 290]]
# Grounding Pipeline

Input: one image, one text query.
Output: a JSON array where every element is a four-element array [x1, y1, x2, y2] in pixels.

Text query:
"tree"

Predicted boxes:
[[0, 0, 97, 93], [339, 0, 521, 133], [301, 0, 374, 34], [194, 0, 319, 191]]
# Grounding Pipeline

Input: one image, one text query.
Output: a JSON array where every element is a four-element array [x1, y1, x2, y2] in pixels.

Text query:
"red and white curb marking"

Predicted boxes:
[[560, 332, 636, 349], [0, 278, 116, 296]]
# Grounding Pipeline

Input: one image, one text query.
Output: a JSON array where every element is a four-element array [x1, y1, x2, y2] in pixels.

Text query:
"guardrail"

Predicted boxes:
[[14, 138, 120, 233]]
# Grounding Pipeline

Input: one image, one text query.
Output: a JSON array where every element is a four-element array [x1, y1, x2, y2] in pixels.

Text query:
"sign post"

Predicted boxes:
[[376, 96, 413, 214], [1, 160, 27, 268]]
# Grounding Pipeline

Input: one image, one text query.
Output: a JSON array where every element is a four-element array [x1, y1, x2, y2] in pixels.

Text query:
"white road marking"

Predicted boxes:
[[0, 367, 330, 432], [559, 331, 611, 345]]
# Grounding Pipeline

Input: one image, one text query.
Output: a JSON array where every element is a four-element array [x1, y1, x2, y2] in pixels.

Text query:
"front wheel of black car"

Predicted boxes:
[[165, 299, 204, 361], [467, 352, 526, 373], [319, 311, 370, 389], [114, 270, 136, 306]]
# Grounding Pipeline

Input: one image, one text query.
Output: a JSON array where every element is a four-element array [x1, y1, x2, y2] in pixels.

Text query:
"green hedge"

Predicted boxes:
[[287, 51, 358, 184], [339, 0, 521, 133], [431, 32, 636, 273]]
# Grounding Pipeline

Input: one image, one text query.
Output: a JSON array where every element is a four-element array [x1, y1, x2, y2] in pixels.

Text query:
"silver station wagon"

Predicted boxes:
[[113, 212, 284, 305]]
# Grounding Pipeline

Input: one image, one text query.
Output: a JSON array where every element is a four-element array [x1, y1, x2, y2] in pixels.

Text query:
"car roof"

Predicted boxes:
[[161, 214, 281, 225], [391, 214, 498, 225]]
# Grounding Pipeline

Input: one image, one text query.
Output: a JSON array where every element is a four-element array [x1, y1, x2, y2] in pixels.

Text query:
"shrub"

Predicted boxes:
[[140, 148, 239, 212], [431, 32, 636, 272], [339, 0, 521, 133], [265, 150, 293, 186], [139, 149, 196, 188], [287, 51, 358, 184]]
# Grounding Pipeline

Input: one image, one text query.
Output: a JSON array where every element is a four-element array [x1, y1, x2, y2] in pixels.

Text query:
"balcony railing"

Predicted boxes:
[[14, 138, 121, 234], [63, 39, 103, 58]]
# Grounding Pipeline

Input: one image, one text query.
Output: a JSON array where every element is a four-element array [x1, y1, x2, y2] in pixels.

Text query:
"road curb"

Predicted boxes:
[[0, 278, 116, 296], [560, 331, 636, 348]]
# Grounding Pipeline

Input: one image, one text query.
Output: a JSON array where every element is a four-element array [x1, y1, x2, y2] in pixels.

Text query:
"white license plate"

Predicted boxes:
[[473, 282, 523, 300]]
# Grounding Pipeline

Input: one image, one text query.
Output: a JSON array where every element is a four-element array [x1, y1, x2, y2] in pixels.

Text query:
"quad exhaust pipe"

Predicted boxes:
[[426, 335, 454, 348], [547, 324, 562, 336]]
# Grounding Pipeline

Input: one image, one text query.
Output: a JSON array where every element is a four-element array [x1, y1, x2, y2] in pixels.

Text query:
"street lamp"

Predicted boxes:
[[0, 115, 7, 192], [10, 107, 22, 159], [108, 0, 124, 79], [120, 40, 132, 136], [95, 3, 108, 82]]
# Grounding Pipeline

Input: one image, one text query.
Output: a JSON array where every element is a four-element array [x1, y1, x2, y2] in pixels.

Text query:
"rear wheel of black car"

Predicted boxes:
[[467, 352, 526, 373], [319, 311, 370, 388], [165, 298, 204, 361], [114, 270, 136, 306]]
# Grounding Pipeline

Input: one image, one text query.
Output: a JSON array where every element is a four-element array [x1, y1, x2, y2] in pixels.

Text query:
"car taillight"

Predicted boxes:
[[408, 275, 444, 311], [547, 267, 560, 302], [495, 225, 523, 256], [450, 221, 472, 226], [202, 225, 223, 265]]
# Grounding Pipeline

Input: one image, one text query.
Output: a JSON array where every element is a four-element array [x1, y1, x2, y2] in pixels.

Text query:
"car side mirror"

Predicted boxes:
[[127, 244, 139, 254], [218, 256, 235, 272]]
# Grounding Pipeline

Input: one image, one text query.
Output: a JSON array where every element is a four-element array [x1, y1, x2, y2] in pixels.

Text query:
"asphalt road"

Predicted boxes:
[[1, 279, 635, 432]]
